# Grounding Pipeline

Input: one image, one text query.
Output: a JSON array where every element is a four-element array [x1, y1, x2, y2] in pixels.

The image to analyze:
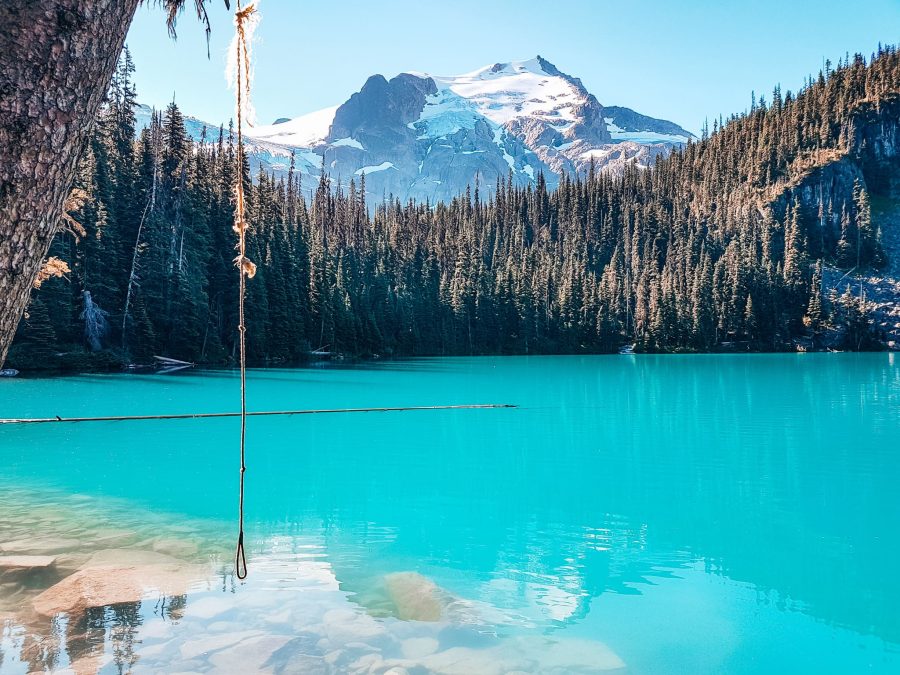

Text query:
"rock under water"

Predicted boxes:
[[379, 635, 626, 674], [32, 548, 205, 616], [383, 571, 449, 621]]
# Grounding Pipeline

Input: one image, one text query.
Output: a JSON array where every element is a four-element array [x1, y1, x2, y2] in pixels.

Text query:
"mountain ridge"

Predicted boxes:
[[139, 56, 695, 202]]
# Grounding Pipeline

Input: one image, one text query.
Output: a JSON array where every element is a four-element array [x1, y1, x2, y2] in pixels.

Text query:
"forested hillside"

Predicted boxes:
[[9, 46, 900, 369]]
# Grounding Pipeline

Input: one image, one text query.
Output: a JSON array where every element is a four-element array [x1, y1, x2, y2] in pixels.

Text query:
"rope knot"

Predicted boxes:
[[235, 3, 257, 24], [234, 255, 257, 279]]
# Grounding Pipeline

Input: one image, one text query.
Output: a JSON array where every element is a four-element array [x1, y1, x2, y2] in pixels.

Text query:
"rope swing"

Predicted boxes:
[[231, 0, 259, 581], [0, 0, 524, 586]]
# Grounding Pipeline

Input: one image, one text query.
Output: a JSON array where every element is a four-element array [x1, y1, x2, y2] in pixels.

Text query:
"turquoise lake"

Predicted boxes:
[[1, 354, 899, 673]]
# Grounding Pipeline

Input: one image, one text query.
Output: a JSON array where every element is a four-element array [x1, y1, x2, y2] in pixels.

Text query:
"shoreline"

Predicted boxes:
[[2, 346, 896, 380]]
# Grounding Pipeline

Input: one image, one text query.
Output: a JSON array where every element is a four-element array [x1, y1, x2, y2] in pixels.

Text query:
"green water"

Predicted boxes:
[[2, 354, 900, 673]]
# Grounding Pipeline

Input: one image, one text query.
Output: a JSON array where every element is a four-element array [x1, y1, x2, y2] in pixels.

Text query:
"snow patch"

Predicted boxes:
[[603, 117, 624, 133], [603, 117, 688, 144], [412, 90, 482, 139], [580, 148, 618, 161], [609, 130, 690, 144], [247, 105, 338, 147], [429, 58, 583, 127], [332, 137, 364, 150], [355, 162, 396, 175], [492, 126, 516, 171], [296, 150, 322, 167]]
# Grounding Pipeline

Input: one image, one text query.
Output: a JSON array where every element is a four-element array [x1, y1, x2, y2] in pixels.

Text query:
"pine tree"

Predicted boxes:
[[744, 294, 758, 348], [836, 285, 877, 350], [10, 299, 57, 364], [852, 180, 884, 269], [804, 259, 826, 338]]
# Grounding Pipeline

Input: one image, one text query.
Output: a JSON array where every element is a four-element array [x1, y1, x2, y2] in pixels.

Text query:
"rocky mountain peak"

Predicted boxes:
[[152, 57, 697, 205], [327, 73, 437, 142]]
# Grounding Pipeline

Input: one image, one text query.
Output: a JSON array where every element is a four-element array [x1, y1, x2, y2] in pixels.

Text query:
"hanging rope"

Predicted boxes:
[[232, 0, 258, 581]]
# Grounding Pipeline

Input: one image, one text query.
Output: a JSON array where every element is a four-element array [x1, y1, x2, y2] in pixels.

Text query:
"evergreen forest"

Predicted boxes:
[[10, 46, 899, 370]]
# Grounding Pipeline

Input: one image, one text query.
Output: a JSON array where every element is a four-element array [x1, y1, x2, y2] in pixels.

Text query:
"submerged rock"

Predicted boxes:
[[273, 654, 331, 675], [207, 634, 294, 673], [184, 595, 233, 620], [322, 607, 387, 643], [31, 549, 204, 616], [383, 572, 447, 622], [354, 570, 488, 624], [401, 636, 439, 658], [84, 547, 186, 567], [380, 635, 626, 674], [63, 653, 114, 675], [0, 537, 80, 554], [179, 630, 264, 660], [264, 634, 328, 674], [523, 636, 626, 672], [53, 552, 94, 572], [153, 537, 200, 558], [91, 529, 138, 547], [0, 555, 56, 572], [347, 652, 383, 672]]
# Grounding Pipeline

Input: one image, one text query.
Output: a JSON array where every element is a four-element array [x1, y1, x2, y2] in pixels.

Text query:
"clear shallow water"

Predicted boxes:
[[1, 354, 900, 673]]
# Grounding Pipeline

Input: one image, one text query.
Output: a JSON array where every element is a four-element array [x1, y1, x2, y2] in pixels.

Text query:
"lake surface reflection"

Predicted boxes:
[[1, 354, 899, 673]]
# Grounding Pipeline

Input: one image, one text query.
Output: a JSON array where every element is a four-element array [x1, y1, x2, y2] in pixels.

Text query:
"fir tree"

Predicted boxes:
[[804, 259, 826, 338], [11, 299, 57, 364]]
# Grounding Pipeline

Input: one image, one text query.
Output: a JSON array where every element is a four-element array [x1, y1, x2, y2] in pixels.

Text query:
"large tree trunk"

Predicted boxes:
[[0, 0, 140, 366]]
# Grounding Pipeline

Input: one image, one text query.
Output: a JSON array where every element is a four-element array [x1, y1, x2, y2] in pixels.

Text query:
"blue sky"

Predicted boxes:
[[126, 0, 900, 134]]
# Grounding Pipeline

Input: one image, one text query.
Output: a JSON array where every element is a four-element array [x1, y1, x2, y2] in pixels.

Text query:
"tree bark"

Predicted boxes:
[[0, 0, 140, 366]]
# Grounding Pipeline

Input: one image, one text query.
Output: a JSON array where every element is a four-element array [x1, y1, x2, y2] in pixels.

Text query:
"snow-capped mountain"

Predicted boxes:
[[140, 56, 695, 203]]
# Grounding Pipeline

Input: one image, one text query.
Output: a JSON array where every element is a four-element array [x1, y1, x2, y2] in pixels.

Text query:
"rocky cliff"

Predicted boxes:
[[764, 94, 900, 348]]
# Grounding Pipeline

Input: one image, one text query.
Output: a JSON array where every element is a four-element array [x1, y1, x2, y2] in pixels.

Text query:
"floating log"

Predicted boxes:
[[156, 365, 193, 374], [153, 355, 196, 367], [0, 403, 517, 425]]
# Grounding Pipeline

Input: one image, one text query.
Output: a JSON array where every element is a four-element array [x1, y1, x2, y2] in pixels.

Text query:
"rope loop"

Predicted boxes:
[[235, 530, 248, 580]]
